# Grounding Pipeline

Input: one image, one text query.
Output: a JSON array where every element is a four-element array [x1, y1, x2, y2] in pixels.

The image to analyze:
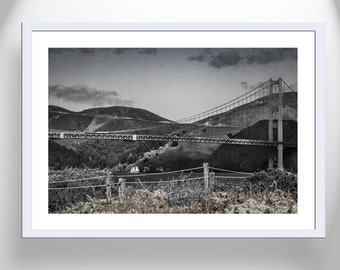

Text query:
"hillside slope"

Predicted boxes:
[[80, 106, 171, 122], [196, 92, 297, 132], [49, 140, 82, 169], [208, 120, 297, 172], [132, 120, 297, 173], [49, 105, 172, 132]]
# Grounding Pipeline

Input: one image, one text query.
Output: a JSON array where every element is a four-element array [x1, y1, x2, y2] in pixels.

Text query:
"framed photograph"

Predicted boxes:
[[22, 23, 325, 238]]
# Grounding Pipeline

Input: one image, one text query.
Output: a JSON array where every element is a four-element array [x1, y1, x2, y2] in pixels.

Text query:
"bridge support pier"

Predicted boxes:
[[268, 78, 284, 171], [277, 79, 284, 170], [277, 143, 284, 171], [268, 79, 274, 169]]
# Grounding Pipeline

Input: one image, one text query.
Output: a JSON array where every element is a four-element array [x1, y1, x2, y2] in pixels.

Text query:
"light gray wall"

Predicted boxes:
[[1, 0, 339, 269]]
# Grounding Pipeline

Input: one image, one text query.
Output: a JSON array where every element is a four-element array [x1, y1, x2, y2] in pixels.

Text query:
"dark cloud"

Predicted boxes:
[[208, 51, 242, 68], [112, 48, 129, 55], [188, 48, 297, 68], [49, 48, 95, 56], [240, 81, 266, 91], [246, 48, 297, 65], [136, 48, 157, 55], [49, 85, 134, 107], [188, 48, 212, 62], [79, 48, 95, 56], [112, 48, 157, 55], [240, 81, 249, 90], [49, 48, 158, 56]]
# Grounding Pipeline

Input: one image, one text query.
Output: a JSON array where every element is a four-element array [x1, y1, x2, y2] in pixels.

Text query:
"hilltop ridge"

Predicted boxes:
[[80, 106, 171, 122], [49, 105, 173, 132]]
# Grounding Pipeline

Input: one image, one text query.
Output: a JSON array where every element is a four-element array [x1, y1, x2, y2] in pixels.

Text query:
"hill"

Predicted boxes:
[[208, 120, 297, 172], [49, 113, 94, 131], [49, 140, 82, 169], [131, 120, 297, 173], [49, 105, 74, 113], [80, 106, 171, 122], [195, 92, 297, 133], [49, 105, 172, 132], [48, 105, 184, 169]]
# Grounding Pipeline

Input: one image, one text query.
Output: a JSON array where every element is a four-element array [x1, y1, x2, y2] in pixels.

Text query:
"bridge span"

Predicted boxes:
[[48, 132, 296, 147]]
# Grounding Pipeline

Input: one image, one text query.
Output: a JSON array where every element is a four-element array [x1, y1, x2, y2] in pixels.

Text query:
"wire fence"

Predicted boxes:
[[209, 166, 252, 176], [49, 184, 107, 191], [48, 166, 249, 191], [49, 175, 107, 184], [48, 164, 250, 212]]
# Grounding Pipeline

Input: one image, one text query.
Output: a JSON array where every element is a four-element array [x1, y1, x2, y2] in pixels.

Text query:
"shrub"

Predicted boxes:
[[48, 168, 109, 212], [244, 169, 297, 199], [52, 168, 298, 214], [170, 141, 179, 147]]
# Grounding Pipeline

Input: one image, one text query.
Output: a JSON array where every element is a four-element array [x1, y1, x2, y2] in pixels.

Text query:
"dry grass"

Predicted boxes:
[[53, 169, 298, 214], [60, 186, 297, 214]]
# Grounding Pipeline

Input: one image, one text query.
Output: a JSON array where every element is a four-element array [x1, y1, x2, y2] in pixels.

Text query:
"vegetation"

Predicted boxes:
[[49, 139, 166, 170], [208, 120, 297, 172], [49, 113, 94, 131], [49, 140, 82, 169], [50, 169, 297, 214], [49, 168, 109, 212], [80, 106, 170, 122], [137, 146, 208, 172]]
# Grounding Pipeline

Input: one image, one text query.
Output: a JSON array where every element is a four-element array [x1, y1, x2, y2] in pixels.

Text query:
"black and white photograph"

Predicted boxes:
[[48, 47, 298, 214], [3, 0, 336, 268]]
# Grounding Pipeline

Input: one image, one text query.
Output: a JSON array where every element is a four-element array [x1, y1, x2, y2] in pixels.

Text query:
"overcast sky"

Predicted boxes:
[[49, 48, 297, 121]]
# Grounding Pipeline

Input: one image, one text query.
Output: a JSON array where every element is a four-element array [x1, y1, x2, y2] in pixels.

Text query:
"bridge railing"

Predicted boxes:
[[48, 131, 296, 147]]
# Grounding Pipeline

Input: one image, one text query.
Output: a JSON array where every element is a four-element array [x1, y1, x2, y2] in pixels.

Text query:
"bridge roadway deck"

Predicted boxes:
[[48, 132, 296, 147]]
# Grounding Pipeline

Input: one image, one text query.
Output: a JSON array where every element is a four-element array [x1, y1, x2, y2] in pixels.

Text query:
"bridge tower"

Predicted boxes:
[[268, 78, 284, 170]]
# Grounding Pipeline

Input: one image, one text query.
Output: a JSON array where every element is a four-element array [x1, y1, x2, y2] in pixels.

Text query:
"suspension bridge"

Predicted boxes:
[[49, 78, 297, 170], [176, 78, 297, 124]]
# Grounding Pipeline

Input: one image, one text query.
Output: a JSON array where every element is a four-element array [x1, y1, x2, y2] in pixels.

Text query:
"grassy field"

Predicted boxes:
[[60, 187, 297, 214], [49, 168, 297, 214]]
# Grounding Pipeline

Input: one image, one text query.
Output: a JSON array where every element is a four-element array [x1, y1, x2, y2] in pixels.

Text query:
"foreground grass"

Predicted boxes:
[[52, 169, 297, 214], [59, 186, 297, 214]]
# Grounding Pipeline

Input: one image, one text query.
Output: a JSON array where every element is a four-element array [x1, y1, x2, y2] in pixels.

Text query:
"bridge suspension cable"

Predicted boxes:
[[176, 78, 297, 124]]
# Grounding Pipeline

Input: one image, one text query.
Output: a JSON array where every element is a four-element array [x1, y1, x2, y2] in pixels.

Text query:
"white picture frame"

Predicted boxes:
[[22, 22, 325, 238]]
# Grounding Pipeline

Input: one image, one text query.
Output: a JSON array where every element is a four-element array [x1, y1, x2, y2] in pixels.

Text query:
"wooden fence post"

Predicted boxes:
[[106, 174, 113, 203], [209, 172, 215, 191], [203, 163, 209, 192], [118, 178, 126, 201]]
